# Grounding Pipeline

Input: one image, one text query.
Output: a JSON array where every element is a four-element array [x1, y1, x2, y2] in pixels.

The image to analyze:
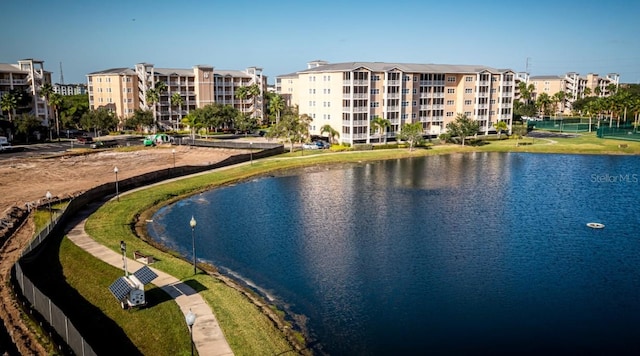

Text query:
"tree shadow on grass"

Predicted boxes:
[[19, 233, 142, 356]]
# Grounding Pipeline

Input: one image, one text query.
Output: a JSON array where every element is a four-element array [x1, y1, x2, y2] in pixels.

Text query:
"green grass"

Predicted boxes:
[[31, 132, 640, 355]]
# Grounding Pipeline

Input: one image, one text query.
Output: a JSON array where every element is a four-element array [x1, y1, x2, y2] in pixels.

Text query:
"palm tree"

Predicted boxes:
[[320, 124, 340, 143], [552, 91, 567, 118], [1, 92, 18, 122], [371, 115, 391, 143], [494, 121, 508, 139], [49, 93, 63, 140], [536, 93, 552, 118], [247, 84, 261, 121], [517, 82, 536, 105], [583, 87, 592, 98], [235, 86, 249, 118], [40, 82, 55, 139], [269, 94, 285, 124], [145, 81, 167, 131], [170, 92, 184, 131]]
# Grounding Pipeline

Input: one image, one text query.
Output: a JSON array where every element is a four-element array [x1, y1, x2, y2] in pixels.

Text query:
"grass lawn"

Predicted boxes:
[[24, 130, 640, 355]]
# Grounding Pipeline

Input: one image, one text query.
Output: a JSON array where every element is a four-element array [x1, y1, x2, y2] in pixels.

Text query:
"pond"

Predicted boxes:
[[148, 152, 640, 355]]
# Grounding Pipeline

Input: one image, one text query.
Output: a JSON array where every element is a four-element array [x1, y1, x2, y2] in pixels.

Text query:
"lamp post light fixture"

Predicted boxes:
[[185, 309, 196, 356], [249, 141, 253, 165], [189, 216, 197, 275], [120, 240, 128, 276], [172, 148, 176, 168], [45, 191, 53, 225], [114, 166, 119, 201]]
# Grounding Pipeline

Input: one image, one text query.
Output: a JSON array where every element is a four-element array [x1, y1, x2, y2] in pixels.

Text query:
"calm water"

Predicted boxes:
[[148, 153, 640, 355]]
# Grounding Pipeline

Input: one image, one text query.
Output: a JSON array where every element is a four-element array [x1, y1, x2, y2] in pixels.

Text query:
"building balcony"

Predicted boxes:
[[419, 80, 445, 86], [478, 92, 489, 98], [386, 93, 400, 99], [433, 93, 444, 98], [386, 80, 400, 86], [386, 106, 399, 111], [353, 80, 368, 86]]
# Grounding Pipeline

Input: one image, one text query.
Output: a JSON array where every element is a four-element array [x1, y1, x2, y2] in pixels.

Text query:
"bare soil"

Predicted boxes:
[[0, 146, 243, 355]]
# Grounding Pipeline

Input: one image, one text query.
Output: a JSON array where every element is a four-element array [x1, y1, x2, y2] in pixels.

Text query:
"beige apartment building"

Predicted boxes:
[[516, 72, 619, 114], [87, 63, 266, 129], [277, 61, 515, 144], [0, 59, 52, 123]]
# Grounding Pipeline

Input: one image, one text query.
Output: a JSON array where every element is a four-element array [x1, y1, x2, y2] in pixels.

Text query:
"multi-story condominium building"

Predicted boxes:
[[516, 72, 619, 114], [0, 59, 52, 123], [277, 60, 515, 144], [53, 83, 87, 96], [87, 63, 266, 129]]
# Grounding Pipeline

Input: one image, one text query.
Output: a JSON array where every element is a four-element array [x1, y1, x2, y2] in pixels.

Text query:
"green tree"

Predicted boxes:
[[269, 94, 285, 124], [146, 81, 167, 129], [1, 92, 17, 122], [247, 83, 261, 122], [266, 106, 312, 152], [445, 113, 480, 146], [234, 113, 258, 135], [536, 93, 552, 117], [181, 111, 204, 142], [517, 82, 536, 105], [371, 115, 391, 143], [396, 122, 424, 151], [552, 91, 567, 118], [59, 94, 90, 131], [320, 124, 340, 144], [40, 82, 55, 140], [80, 108, 117, 135], [494, 120, 508, 139], [14, 113, 42, 143], [123, 109, 154, 132], [170, 92, 184, 131]]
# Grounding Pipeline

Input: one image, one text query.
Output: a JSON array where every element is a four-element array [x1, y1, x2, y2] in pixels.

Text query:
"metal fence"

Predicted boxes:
[[596, 125, 640, 141], [527, 118, 594, 133], [9, 142, 284, 354]]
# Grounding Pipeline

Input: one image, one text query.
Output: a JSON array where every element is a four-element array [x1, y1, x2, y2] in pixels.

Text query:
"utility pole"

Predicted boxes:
[[59, 62, 64, 85]]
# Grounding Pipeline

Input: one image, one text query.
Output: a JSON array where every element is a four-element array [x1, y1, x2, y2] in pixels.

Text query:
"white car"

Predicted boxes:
[[0, 142, 12, 152], [302, 142, 318, 149]]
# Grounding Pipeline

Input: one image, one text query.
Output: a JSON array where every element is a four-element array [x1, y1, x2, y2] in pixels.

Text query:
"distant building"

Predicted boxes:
[[516, 72, 619, 114], [87, 63, 267, 129], [54, 83, 87, 96], [277, 60, 516, 144], [0, 59, 52, 123]]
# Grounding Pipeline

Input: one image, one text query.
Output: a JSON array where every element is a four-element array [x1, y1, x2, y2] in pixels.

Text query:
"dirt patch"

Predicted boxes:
[[0, 145, 244, 354]]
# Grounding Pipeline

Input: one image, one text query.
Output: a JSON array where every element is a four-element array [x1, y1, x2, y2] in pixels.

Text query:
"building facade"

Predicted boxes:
[[516, 72, 619, 114], [277, 61, 515, 144], [0, 59, 52, 123], [87, 63, 266, 129], [53, 83, 87, 96]]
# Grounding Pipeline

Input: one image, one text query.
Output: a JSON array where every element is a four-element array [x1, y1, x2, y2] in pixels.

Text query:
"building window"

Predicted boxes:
[[371, 88, 379, 95], [465, 76, 473, 82], [447, 76, 456, 82], [402, 101, 409, 107], [491, 88, 496, 93], [446, 112, 454, 117], [401, 113, 408, 119], [371, 102, 379, 107], [464, 100, 472, 105], [413, 101, 417, 106], [447, 88, 455, 94], [403, 76, 411, 81], [490, 99, 496, 104], [465, 111, 472, 116], [446, 100, 454, 105], [465, 88, 473, 94], [412, 113, 416, 119], [402, 88, 409, 94], [372, 75, 380, 81]]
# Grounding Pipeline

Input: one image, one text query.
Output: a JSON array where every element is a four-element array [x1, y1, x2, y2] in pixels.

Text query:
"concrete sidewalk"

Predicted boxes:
[[65, 207, 233, 356]]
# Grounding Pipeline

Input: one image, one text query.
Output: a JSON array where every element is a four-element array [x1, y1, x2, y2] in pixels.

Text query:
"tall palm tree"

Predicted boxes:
[[49, 93, 63, 140], [552, 91, 567, 118], [371, 115, 391, 143], [235, 86, 249, 118], [536, 93, 552, 118], [145, 81, 167, 131], [269, 94, 285, 124], [247, 83, 261, 122], [1, 92, 18, 122], [320, 124, 340, 143], [583, 87, 592, 98], [40, 82, 55, 139], [170, 92, 184, 131], [517, 82, 536, 105], [494, 121, 508, 139]]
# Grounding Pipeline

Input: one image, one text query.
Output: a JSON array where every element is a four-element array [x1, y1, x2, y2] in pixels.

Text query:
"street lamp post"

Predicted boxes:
[[114, 166, 119, 201], [172, 148, 176, 168], [249, 141, 253, 165], [190, 216, 197, 275], [45, 191, 53, 226], [185, 309, 196, 356], [120, 240, 128, 276]]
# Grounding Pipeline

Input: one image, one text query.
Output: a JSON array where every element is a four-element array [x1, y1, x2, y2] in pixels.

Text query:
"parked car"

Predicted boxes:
[[0, 142, 12, 152], [302, 142, 318, 149], [91, 140, 117, 149], [314, 141, 330, 149], [77, 136, 93, 144]]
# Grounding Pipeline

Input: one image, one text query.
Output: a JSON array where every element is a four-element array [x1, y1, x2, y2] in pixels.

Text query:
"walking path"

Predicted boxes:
[[65, 205, 233, 356]]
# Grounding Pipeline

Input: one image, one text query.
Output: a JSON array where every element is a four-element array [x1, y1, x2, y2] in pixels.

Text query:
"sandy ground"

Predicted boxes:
[[0, 145, 245, 355], [0, 146, 241, 214]]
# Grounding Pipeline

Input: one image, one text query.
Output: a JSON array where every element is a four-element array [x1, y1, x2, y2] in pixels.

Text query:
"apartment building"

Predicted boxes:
[[277, 61, 515, 144], [0, 59, 52, 123], [87, 63, 266, 129], [53, 83, 87, 96], [517, 72, 619, 114]]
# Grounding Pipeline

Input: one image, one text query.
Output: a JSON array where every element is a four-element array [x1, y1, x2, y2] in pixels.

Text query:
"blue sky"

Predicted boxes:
[[2, 0, 639, 84]]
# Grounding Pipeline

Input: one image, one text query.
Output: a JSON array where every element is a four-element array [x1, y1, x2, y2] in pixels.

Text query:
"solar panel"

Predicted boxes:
[[133, 266, 158, 285], [109, 277, 133, 301]]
